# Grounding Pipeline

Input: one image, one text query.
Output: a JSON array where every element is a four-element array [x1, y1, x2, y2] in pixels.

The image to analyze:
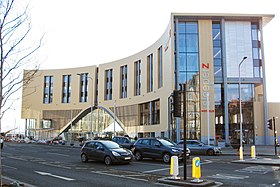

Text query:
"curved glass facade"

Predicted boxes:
[[65, 107, 124, 141]]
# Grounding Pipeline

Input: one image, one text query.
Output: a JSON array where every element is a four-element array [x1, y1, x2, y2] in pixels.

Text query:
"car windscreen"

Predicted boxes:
[[102, 141, 121, 149], [158, 139, 176, 146]]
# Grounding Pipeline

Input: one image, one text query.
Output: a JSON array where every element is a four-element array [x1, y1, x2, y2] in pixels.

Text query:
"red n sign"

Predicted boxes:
[[202, 63, 209, 69]]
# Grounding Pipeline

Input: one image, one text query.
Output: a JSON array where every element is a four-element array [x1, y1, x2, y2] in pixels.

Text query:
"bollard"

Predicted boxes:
[[251, 145, 256, 159], [191, 157, 203, 183], [240, 146, 243, 160], [170, 156, 179, 179]]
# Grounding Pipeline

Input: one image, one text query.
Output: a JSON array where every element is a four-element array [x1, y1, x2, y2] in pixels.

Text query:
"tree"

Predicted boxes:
[[0, 0, 43, 185]]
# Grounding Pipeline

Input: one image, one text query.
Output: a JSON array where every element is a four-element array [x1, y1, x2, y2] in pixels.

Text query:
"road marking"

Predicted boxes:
[[34, 171, 75, 181], [47, 152, 69, 157], [236, 165, 280, 174], [3, 165, 18, 170], [91, 171, 149, 182], [39, 162, 71, 169], [207, 173, 249, 180], [7, 156, 28, 161]]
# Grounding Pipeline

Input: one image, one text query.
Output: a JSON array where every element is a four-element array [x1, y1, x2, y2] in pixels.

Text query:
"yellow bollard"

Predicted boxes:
[[240, 146, 243, 160], [170, 156, 179, 179], [191, 157, 203, 183], [251, 145, 256, 159]]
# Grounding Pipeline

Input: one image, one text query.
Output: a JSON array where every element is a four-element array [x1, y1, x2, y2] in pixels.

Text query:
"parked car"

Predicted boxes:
[[131, 137, 190, 163], [80, 140, 133, 165], [177, 140, 222, 156], [112, 136, 135, 149]]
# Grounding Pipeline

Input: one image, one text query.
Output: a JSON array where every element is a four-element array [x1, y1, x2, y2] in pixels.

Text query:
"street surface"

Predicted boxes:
[[2, 142, 280, 186]]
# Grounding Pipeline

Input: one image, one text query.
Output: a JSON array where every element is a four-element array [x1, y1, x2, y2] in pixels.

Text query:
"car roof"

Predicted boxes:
[[85, 140, 112, 143]]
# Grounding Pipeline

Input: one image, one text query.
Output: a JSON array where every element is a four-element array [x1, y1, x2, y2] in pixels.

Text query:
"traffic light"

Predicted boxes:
[[268, 119, 273, 130], [173, 90, 181, 117]]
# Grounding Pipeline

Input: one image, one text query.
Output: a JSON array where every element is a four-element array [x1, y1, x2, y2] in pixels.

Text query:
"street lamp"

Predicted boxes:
[[238, 56, 247, 160], [77, 73, 94, 140]]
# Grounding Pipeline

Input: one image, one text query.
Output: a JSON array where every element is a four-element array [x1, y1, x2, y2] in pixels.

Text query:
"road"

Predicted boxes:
[[2, 142, 280, 186]]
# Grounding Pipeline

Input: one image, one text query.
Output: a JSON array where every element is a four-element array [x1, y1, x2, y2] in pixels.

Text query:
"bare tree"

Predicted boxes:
[[0, 0, 43, 185]]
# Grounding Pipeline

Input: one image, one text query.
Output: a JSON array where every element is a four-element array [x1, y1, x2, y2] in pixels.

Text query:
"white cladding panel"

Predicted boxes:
[[225, 21, 253, 77]]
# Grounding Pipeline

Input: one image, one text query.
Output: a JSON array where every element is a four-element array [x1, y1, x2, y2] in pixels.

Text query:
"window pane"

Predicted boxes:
[[251, 30, 258, 40], [214, 58, 222, 66], [179, 53, 187, 70], [187, 53, 199, 71], [178, 23, 186, 33], [179, 34, 186, 52], [186, 23, 198, 33], [213, 48, 222, 58], [212, 29, 221, 40], [213, 40, 221, 47], [253, 48, 259, 59], [186, 34, 198, 52], [214, 66, 222, 77], [179, 72, 187, 84]]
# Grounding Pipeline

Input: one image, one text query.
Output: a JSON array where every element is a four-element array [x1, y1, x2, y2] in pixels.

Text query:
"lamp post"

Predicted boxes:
[[238, 56, 247, 160], [77, 73, 93, 140]]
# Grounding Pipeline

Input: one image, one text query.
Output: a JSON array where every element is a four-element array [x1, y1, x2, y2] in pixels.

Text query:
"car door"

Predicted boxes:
[[187, 141, 200, 154], [94, 142, 106, 161], [84, 142, 96, 159], [150, 139, 163, 159], [140, 139, 152, 157]]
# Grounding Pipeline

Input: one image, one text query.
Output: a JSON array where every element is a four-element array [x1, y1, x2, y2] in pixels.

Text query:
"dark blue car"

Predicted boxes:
[[81, 140, 133, 165], [131, 137, 190, 163]]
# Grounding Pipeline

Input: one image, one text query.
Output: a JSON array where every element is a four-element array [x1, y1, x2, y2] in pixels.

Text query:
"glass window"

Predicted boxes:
[[120, 65, 127, 99], [135, 60, 141, 96], [213, 40, 221, 47], [212, 29, 221, 40], [214, 67, 222, 76], [179, 72, 187, 84], [186, 35, 198, 52], [147, 54, 153, 93], [186, 53, 199, 71], [62, 75, 71, 103], [214, 58, 222, 66], [105, 69, 113, 100], [179, 34, 186, 52], [78, 73, 88, 102], [186, 22, 198, 33], [158, 46, 163, 88], [213, 48, 222, 58], [179, 53, 187, 70], [212, 22, 223, 78], [212, 23, 221, 29], [178, 22, 186, 33], [43, 76, 54, 104], [253, 48, 259, 59]]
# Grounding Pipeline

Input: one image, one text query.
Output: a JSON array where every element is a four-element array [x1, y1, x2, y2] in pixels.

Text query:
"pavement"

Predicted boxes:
[[158, 144, 280, 186], [223, 144, 280, 166], [3, 142, 280, 186]]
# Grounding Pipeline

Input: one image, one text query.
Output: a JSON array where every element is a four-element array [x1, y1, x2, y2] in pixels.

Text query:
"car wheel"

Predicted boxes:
[[81, 154, 88, 162], [207, 149, 214, 156], [104, 156, 112, 165], [135, 151, 142, 161], [163, 153, 171, 163]]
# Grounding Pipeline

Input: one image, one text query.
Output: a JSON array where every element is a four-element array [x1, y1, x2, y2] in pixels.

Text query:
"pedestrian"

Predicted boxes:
[[1, 136, 4, 149]]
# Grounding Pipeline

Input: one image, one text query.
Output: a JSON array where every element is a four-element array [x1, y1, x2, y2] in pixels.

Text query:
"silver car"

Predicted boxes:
[[178, 140, 222, 156]]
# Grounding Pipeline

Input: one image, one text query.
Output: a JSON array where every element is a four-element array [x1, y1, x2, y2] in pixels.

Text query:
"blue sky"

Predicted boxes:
[[3, 0, 279, 132]]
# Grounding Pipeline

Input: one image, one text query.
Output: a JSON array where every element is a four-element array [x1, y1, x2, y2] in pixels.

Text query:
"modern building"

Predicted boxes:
[[21, 13, 276, 146]]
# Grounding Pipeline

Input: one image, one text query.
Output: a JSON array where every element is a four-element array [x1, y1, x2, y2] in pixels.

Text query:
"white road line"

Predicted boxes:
[[91, 171, 149, 182], [208, 173, 249, 180], [34, 171, 75, 181], [3, 165, 18, 170], [47, 152, 69, 157]]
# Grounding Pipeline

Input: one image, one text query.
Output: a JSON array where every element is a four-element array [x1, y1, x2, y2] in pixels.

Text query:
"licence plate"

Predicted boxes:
[[124, 157, 131, 160]]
